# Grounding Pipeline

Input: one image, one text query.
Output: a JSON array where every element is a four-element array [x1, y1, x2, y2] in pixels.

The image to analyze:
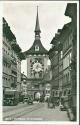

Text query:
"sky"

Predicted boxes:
[[3, 1, 71, 75]]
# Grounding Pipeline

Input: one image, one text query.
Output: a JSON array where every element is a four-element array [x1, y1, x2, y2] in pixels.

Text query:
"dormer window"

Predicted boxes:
[[35, 45, 39, 51]]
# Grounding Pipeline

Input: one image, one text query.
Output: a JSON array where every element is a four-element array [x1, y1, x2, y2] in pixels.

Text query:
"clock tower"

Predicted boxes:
[[24, 7, 49, 97]]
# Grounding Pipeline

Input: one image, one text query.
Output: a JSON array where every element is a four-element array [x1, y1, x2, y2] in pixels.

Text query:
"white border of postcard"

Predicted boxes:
[[0, 0, 79, 125]]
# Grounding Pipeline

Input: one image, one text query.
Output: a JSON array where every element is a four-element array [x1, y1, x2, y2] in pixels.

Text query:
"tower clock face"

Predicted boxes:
[[33, 61, 43, 72], [30, 58, 44, 78]]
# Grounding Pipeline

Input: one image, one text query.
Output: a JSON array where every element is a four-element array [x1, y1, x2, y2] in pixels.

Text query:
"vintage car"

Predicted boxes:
[[27, 96, 33, 104], [23, 96, 29, 103]]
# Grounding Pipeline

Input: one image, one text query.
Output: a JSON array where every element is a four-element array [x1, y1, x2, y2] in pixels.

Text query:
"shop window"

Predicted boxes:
[[68, 90, 71, 95]]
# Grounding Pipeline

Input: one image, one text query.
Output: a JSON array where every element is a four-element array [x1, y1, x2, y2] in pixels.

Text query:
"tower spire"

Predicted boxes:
[[35, 6, 41, 39]]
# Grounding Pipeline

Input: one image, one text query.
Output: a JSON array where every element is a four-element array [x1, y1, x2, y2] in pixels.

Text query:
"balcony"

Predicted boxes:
[[3, 52, 11, 64]]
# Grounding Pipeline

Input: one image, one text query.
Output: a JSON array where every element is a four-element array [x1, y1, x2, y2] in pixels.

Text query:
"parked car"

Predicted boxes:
[[23, 97, 29, 103], [27, 96, 33, 104]]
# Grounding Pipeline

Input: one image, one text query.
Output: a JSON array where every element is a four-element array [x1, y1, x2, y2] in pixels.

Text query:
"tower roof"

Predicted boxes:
[[34, 6, 41, 33], [24, 7, 48, 56], [24, 39, 48, 56]]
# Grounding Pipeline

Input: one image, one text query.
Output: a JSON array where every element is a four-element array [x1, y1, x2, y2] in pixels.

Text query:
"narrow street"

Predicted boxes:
[[3, 102, 69, 121]]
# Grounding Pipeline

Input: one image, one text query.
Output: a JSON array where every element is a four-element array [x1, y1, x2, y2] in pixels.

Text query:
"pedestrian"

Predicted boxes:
[[47, 97, 50, 108], [53, 102, 55, 108]]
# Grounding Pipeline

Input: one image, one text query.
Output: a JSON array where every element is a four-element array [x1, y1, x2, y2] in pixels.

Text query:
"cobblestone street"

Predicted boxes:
[[3, 102, 69, 121]]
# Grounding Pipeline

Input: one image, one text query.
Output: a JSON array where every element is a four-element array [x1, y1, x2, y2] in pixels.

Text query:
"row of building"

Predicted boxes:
[[47, 3, 77, 120], [3, 18, 25, 96]]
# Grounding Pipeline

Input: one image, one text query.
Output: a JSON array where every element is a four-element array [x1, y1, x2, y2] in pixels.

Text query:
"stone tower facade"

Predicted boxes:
[[24, 7, 49, 97]]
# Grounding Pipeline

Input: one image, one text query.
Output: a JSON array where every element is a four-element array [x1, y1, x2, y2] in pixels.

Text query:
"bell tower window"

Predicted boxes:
[[35, 45, 39, 51]]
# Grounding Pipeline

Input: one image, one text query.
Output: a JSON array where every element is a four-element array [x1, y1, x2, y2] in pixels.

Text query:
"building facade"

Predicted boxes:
[[65, 3, 77, 121], [49, 20, 75, 106], [48, 30, 61, 99], [60, 22, 73, 108], [21, 73, 27, 97], [3, 18, 23, 95], [48, 3, 77, 121]]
